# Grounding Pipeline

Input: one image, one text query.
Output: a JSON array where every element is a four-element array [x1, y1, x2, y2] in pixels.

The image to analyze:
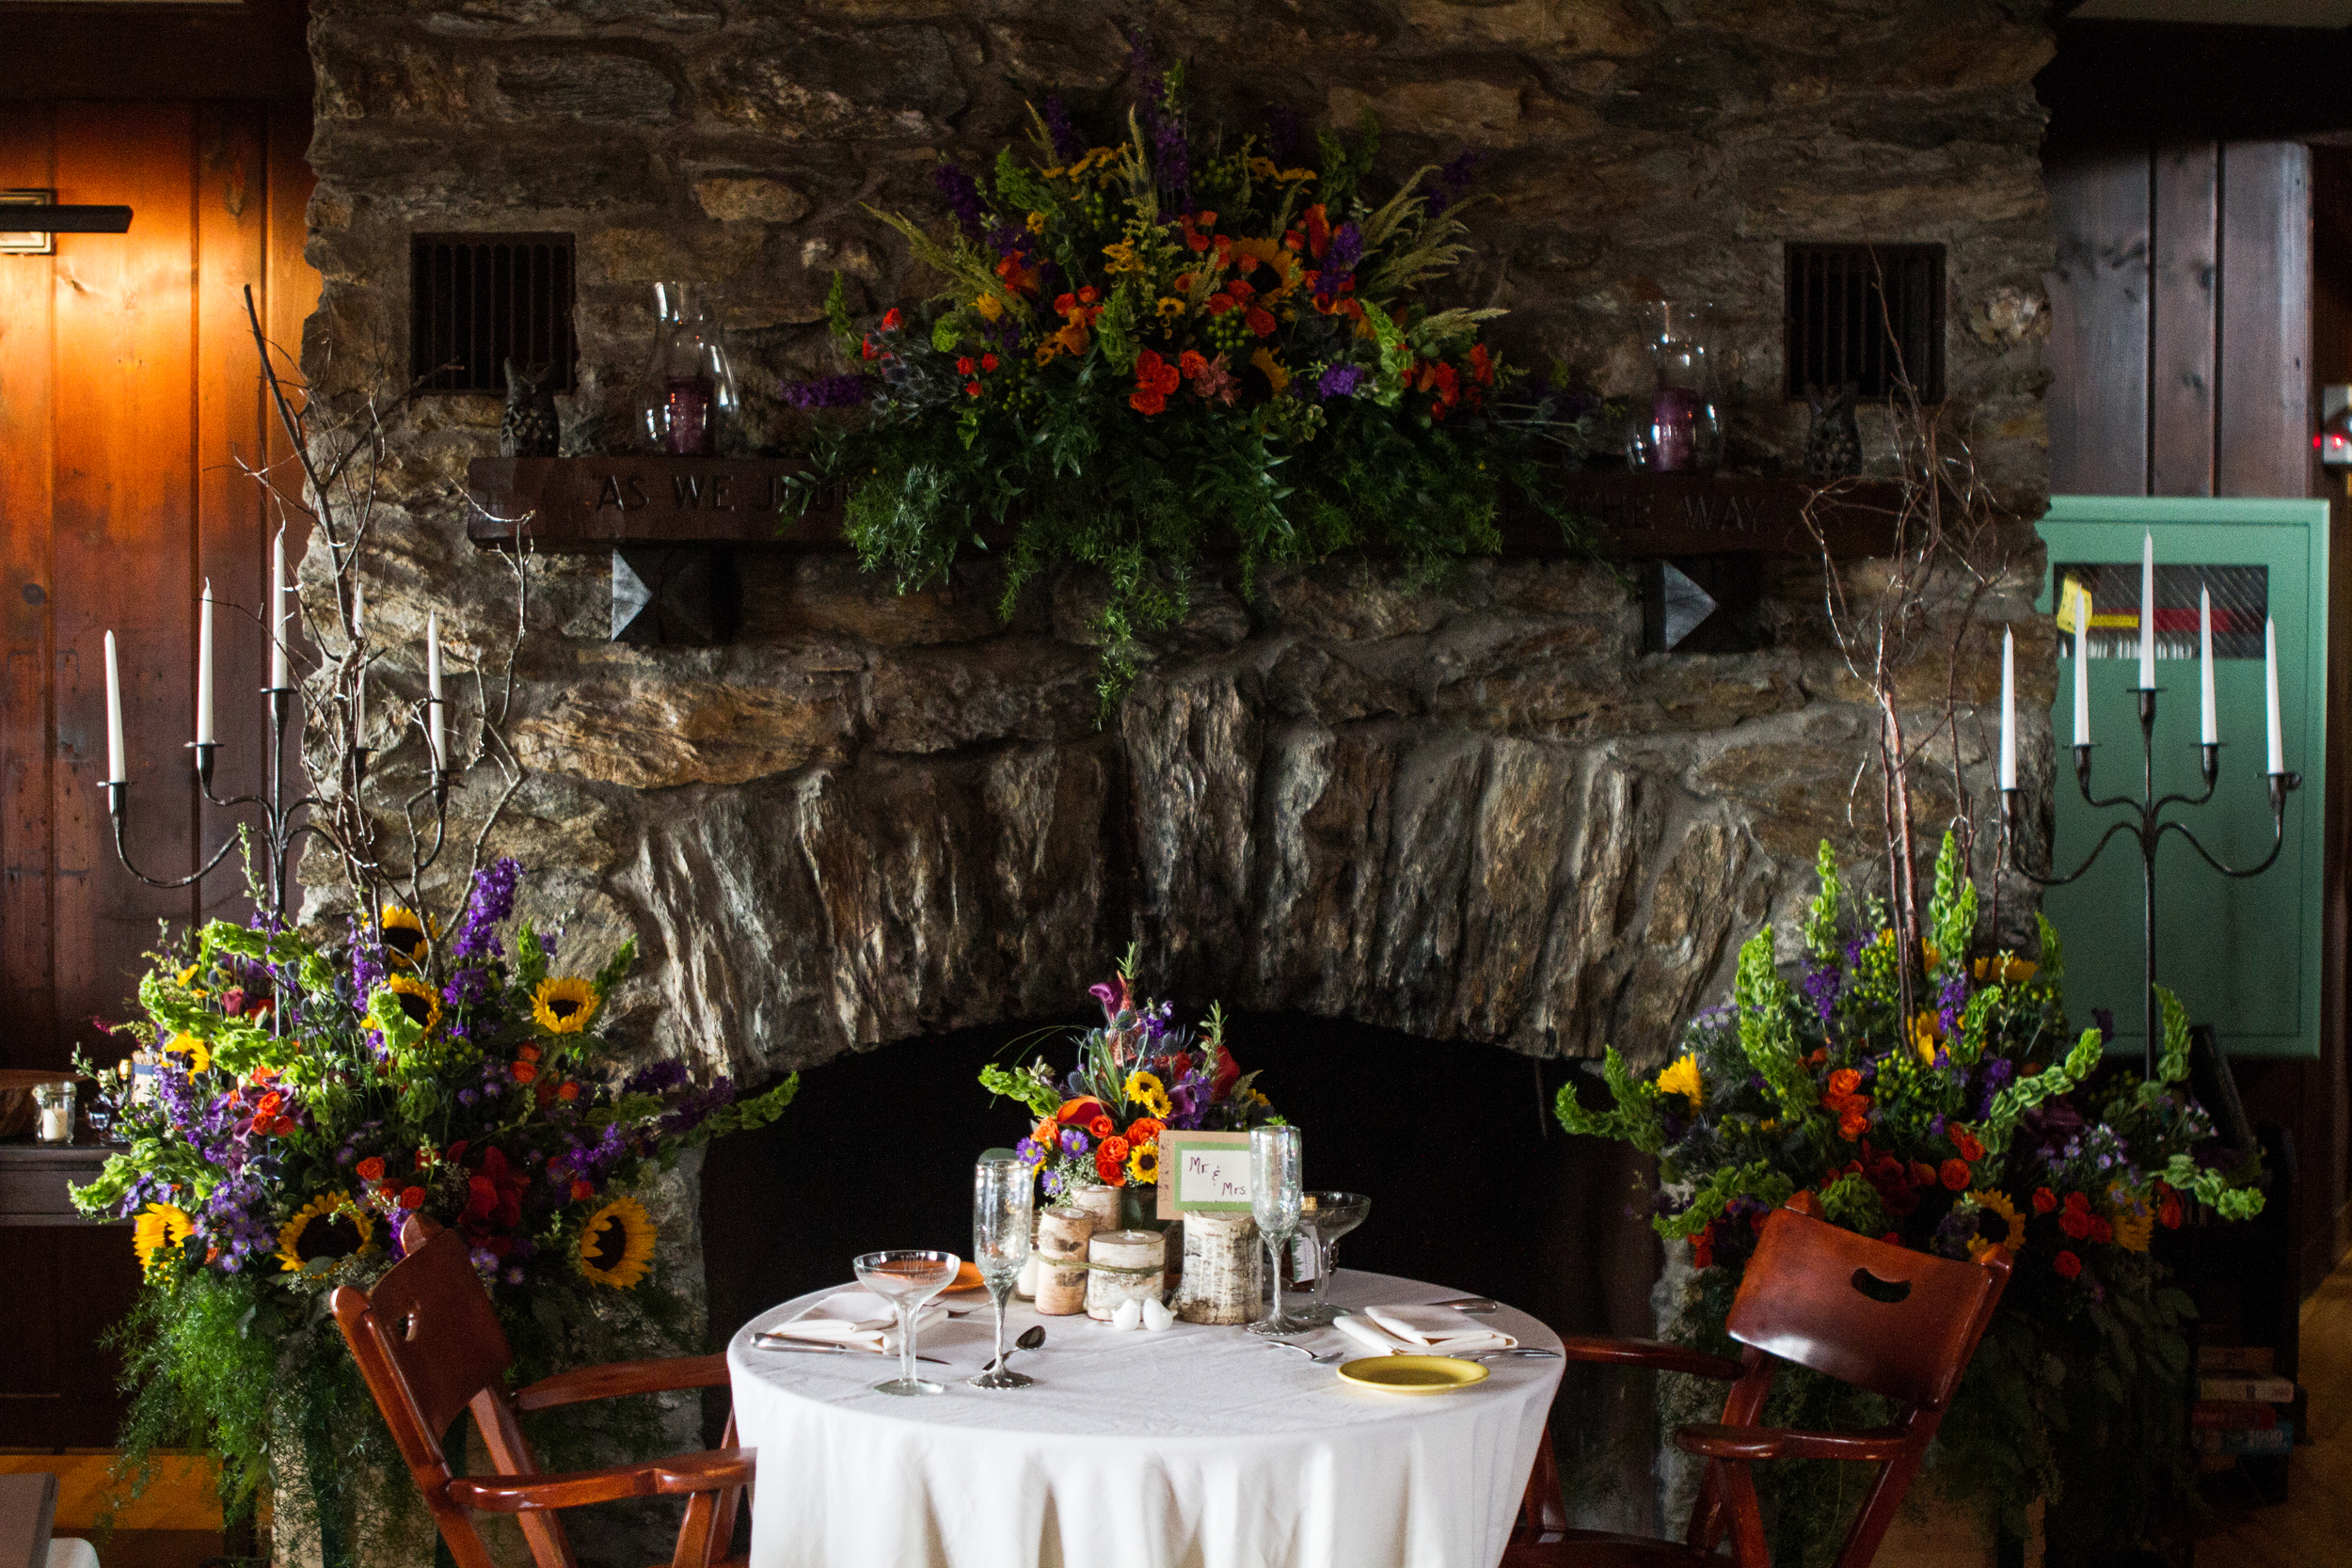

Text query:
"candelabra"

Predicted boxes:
[[1999, 686, 2299, 1080]]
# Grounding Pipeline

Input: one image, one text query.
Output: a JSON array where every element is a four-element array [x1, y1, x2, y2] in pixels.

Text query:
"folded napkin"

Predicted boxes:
[[1334, 1304, 1519, 1356], [759, 1291, 948, 1354]]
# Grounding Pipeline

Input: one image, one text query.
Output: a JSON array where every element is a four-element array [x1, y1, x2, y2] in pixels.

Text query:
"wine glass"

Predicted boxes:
[[851, 1249, 960, 1396], [969, 1156, 1035, 1390], [1247, 1124, 1311, 1336], [1295, 1192, 1371, 1325]]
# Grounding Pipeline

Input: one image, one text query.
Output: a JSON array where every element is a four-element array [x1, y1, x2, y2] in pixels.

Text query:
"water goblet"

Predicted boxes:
[[970, 1156, 1036, 1390], [851, 1249, 961, 1396], [1295, 1191, 1371, 1326], [1247, 1124, 1312, 1336]]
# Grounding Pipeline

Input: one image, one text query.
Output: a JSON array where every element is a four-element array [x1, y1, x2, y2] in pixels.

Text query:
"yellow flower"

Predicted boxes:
[[376, 974, 441, 1036], [378, 906, 435, 967], [1123, 1069, 1172, 1119], [1975, 955, 2040, 985], [532, 976, 598, 1035], [276, 1192, 376, 1274], [175, 964, 201, 987], [1655, 1053, 1703, 1110], [1248, 155, 1279, 179], [163, 1033, 212, 1073], [2107, 1182, 2153, 1253], [1155, 296, 1186, 321], [1249, 346, 1289, 396], [576, 1196, 658, 1288], [1034, 341, 1059, 366], [1965, 1190, 2025, 1260], [1279, 166, 1316, 183], [1026, 210, 1046, 234], [1911, 1011, 1944, 1064], [1127, 1143, 1160, 1185], [134, 1203, 195, 1273], [974, 293, 1005, 322], [1102, 240, 1144, 274]]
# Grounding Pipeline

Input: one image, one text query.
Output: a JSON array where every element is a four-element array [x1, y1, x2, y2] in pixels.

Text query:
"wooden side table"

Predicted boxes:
[[1, 1138, 138, 1449]]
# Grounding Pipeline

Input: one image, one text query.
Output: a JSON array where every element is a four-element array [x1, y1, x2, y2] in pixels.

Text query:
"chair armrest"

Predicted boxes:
[[445, 1448, 755, 1513], [1674, 1424, 1909, 1464], [1557, 1336, 1746, 1381], [513, 1354, 732, 1412]]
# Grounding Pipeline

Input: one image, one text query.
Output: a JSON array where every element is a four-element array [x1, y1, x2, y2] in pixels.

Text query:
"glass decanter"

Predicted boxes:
[[640, 282, 739, 456], [1630, 300, 1722, 473]]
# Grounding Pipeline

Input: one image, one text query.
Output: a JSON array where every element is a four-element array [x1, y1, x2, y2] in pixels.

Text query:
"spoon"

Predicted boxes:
[[984, 1324, 1046, 1371], [1457, 1349, 1564, 1360], [1263, 1339, 1348, 1364], [1429, 1297, 1501, 1315]]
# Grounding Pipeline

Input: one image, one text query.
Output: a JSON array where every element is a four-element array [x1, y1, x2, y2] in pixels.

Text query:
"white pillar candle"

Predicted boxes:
[[2074, 584, 2092, 747], [426, 610, 445, 769], [2265, 616, 2284, 775], [270, 528, 290, 688], [1999, 626, 2017, 790], [2138, 531, 2156, 689], [196, 579, 214, 746], [2199, 585, 2217, 746], [103, 630, 126, 784], [352, 575, 366, 737]]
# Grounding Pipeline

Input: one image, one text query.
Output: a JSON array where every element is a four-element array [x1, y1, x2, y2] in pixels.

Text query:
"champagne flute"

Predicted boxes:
[[851, 1249, 960, 1396], [1247, 1124, 1311, 1336], [969, 1156, 1035, 1390], [1295, 1191, 1371, 1326]]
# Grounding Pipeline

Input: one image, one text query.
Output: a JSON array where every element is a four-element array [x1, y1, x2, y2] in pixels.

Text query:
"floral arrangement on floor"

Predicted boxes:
[[69, 859, 796, 1566], [783, 36, 1600, 707], [1558, 836, 2265, 1565], [980, 948, 1278, 1208]]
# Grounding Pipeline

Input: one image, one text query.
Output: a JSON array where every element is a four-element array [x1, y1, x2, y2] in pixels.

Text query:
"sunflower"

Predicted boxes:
[[2106, 1183, 2154, 1253], [162, 1032, 212, 1073], [1655, 1053, 1703, 1109], [575, 1196, 657, 1289], [532, 976, 598, 1035], [1123, 1069, 1172, 1120], [376, 974, 441, 1035], [1965, 1190, 2026, 1260], [276, 1192, 376, 1273], [1126, 1142, 1160, 1186], [133, 1203, 195, 1273], [376, 906, 437, 966]]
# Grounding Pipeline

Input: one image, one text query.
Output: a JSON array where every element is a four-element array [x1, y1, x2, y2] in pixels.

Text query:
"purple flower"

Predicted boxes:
[[781, 373, 878, 410], [623, 1059, 691, 1096], [1317, 363, 1368, 400], [1015, 1137, 1045, 1168], [1801, 964, 1841, 1022], [933, 165, 987, 242], [1043, 95, 1081, 163], [1321, 222, 1363, 282], [1060, 1128, 1090, 1157]]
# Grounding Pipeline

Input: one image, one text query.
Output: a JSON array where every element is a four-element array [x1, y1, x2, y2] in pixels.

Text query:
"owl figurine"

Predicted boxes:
[[1802, 381, 1862, 480], [499, 357, 560, 459]]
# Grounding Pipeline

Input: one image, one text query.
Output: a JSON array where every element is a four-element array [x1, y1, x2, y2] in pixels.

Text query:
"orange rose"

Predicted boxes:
[[1126, 1117, 1164, 1144], [569, 1179, 594, 1203], [398, 1186, 427, 1210], [253, 1091, 285, 1120], [357, 1156, 386, 1181], [1089, 1115, 1115, 1138], [1837, 1112, 1868, 1141], [1100, 1135, 1131, 1164], [556, 1081, 580, 1101], [1939, 1160, 1971, 1191], [512, 1060, 539, 1084], [1828, 1069, 1862, 1098], [1951, 1126, 1985, 1162], [517, 1044, 541, 1063]]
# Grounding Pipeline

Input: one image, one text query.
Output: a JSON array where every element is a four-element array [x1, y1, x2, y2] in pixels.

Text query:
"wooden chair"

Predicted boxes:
[[329, 1216, 754, 1568], [1504, 1193, 2012, 1568]]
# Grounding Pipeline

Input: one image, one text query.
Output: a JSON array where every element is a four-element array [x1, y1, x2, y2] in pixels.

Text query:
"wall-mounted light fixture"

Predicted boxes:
[[1, 189, 135, 256]]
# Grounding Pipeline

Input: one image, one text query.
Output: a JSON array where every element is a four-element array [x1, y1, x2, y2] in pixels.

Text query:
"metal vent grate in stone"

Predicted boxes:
[[409, 232, 576, 394], [1783, 242, 1945, 402]]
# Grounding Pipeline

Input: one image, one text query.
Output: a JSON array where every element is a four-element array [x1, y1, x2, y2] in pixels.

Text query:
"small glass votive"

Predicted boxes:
[[33, 1081, 76, 1143]]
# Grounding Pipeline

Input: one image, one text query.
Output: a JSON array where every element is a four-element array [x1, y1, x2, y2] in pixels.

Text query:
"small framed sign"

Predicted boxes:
[[1155, 1130, 1252, 1218]]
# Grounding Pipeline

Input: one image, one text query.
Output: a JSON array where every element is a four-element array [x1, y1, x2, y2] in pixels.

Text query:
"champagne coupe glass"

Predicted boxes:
[[1295, 1191, 1371, 1326], [969, 1156, 1035, 1390], [1247, 1124, 1311, 1336], [851, 1249, 960, 1396]]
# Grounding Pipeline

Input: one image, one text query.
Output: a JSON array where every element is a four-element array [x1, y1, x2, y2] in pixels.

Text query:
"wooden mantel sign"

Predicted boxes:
[[467, 457, 841, 550]]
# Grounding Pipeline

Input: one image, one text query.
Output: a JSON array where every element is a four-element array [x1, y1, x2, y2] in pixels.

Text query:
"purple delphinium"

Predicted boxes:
[[1937, 977, 1967, 1039], [1320, 221, 1364, 283], [780, 373, 877, 410], [1317, 363, 1368, 401], [1801, 964, 1841, 1022], [1977, 1056, 2015, 1118], [1042, 95, 1081, 163], [623, 1059, 691, 1096], [1425, 150, 1482, 215], [932, 165, 987, 242]]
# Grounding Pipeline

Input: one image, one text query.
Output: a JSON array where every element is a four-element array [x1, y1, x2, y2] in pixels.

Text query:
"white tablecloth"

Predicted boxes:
[[726, 1269, 1562, 1568]]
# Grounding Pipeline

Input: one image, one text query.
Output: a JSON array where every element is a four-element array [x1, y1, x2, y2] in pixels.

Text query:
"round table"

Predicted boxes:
[[725, 1268, 1562, 1568]]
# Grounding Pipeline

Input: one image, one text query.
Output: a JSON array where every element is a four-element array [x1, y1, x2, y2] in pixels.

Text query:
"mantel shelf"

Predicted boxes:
[[465, 457, 1904, 560]]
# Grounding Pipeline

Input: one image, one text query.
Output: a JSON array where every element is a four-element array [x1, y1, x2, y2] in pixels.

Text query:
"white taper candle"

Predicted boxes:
[[2199, 585, 2217, 746], [196, 579, 215, 746], [270, 528, 290, 688], [352, 575, 366, 737], [426, 610, 445, 770], [2138, 531, 2156, 689], [2265, 617, 2284, 776], [2074, 584, 2091, 747], [1999, 626, 2017, 790], [104, 630, 125, 784]]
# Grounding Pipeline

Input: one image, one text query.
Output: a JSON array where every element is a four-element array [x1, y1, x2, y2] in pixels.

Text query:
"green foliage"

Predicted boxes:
[[1554, 1046, 1667, 1155], [1803, 841, 1843, 964], [1733, 933, 1816, 1125]]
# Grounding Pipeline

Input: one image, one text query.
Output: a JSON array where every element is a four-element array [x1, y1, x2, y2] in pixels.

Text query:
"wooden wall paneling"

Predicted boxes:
[[0, 108, 58, 1069], [48, 103, 200, 1055], [195, 103, 271, 925], [2217, 142, 2314, 499], [2045, 147, 2153, 496], [2151, 143, 2219, 497]]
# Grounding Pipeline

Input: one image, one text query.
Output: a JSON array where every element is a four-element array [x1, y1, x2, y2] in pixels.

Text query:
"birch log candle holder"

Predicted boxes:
[[1174, 1212, 1261, 1324], [1034, 1205, 1097, 1317], [1084, 1229, 1168, 1322]]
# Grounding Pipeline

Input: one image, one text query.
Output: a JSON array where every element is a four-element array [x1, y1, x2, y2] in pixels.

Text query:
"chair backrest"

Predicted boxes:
[[1724, 1204, 2011, 1413]]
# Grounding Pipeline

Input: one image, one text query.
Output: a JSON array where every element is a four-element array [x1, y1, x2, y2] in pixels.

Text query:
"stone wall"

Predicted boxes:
[[299, 0, 2058, 1078]]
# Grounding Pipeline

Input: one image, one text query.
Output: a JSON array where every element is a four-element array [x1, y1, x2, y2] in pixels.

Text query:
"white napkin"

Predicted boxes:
[[759, 1291, 948, 1354], [1347, 1304, 1518, 1354]]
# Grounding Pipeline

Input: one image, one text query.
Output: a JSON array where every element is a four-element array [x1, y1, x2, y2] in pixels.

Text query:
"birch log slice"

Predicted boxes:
[[1174, 1212, 1261, 1324]]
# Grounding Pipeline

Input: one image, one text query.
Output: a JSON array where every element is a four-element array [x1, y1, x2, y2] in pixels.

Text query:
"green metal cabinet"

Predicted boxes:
[[2036, 497, 2328, 1059]]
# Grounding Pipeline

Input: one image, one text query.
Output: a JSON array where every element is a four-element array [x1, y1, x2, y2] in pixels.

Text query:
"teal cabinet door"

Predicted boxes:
[[2036, 497, 2328, 1059]]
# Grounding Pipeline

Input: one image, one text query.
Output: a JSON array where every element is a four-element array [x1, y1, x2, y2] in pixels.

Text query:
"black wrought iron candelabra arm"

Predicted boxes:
[[1999, 685, 2299, 1080]]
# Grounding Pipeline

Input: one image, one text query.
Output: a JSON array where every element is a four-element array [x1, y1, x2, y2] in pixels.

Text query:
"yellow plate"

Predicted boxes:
[[1337, 1354, 1491, 1395]]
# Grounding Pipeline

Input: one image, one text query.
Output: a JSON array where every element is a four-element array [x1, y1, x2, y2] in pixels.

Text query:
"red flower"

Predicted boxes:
[[1224, 277, 1256, 303], [1940, 1159, 1971, 1192], [2031, 1187, 2058, 1213], [517, 1045, 541, 1064], [272, 1117, 299, 1137], [880, 308, 902, 331], [1212, 1044, 1242, 1100], [1806, 1048, 1829, 1068], [1304, 203, 1330, 260], [2158, 1184, 2184, 1228], [964, 381, 982, 397], [1691, 1224, 1715, 1270], [1179, 350, 1208, 379], [2087, 1216, 2113, 1246], [1129, 348, 1179, 416], [1828, 1069, 1862, 1098], [1057, 1097, 1107, 1126], [861, 338, 879, 360], [1206, 293, 1239, 317], [1882, 1231, 1902, 1245], [1184, 227, 1212, 252], [1838, 1112, 1868, 1141], [1089, 1115, 1116, 1139], [357, 1156, 386, 1181], [569, 1179, 594, 1203], [1245, 307, 1278, 338], [1094, 1147, 1126, 1185], [512, 1059, 539, 1084], [398, 1186, 427, 1210], [1469, 342, 1495, 386], [2053, 1250, 2082, 1279], [252, 1091, 285, 1121], [1910, 1161, 1939, 1189], [956, 356, 976, 375], [980, 353, 998, 372], [2058, 1192, 2095, 1240], [556, 1081, 580, 1101], [461, 1147, 526, 1235]]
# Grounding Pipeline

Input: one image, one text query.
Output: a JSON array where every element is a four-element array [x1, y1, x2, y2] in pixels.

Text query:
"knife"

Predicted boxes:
[[754, 1335, 949, 1366]]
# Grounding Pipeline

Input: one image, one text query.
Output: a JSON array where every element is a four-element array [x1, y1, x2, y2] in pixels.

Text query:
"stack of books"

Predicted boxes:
[[2192, 1344, 2296, 1457]]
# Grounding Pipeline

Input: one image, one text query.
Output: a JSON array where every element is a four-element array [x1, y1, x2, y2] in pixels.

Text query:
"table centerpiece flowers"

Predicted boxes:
[[1557, 835, 2266, 1566], [68, 857, 796, 1567], [980, 948, 1278, 1218], [782, 37, 1601, 708]]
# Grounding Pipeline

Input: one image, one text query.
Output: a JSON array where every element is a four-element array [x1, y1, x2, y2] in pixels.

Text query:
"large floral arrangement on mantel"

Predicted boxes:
[[1558, 836, 2265, 1565], [783, 38, 1600, 705], [69, 859, 796, 1563]]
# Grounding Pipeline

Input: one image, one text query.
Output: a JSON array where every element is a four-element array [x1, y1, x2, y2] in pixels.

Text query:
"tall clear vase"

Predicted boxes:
[[639, 282, 739, 456]]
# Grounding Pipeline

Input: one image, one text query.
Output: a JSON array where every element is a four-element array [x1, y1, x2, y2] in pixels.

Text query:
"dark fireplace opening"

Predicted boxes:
[[701, 1013, 1665, 1530]]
